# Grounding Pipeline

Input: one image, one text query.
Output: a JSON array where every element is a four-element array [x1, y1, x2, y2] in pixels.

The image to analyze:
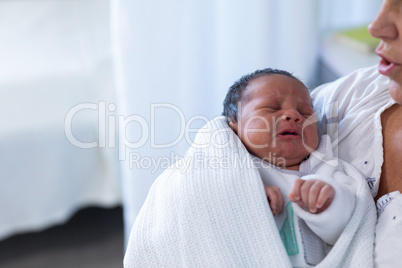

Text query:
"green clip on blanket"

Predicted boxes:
[[124, 116, 376, 268]]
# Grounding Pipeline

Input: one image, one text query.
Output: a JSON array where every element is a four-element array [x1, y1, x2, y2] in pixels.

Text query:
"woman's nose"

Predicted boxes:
[[368, 2, 398, 41]]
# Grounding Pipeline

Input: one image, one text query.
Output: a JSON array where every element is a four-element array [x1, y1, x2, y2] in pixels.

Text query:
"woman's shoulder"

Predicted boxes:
[[311, 65, 389, 107], [311, 65, 392, 138]]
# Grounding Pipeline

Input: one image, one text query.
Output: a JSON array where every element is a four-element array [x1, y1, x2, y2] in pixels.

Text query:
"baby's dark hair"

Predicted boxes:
[[222, 68, 301, 123]]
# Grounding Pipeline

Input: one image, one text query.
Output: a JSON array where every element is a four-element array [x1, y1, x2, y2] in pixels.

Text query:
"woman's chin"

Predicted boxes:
[[389, 80, 402, 104]]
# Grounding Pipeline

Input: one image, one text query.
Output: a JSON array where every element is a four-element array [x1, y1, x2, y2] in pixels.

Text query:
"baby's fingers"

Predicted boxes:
[[265, 186, 283, 216], [289, 179, 305, 203], [300, 180, 317, 209], [307, 181, 328, 213], [316, 184, 335, 212]]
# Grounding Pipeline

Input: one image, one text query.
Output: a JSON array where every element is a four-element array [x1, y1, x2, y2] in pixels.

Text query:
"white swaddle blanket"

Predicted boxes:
[[124, 116, 376, 268]]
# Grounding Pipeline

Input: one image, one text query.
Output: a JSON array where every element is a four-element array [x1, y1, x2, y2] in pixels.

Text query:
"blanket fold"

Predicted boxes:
[[124, 117, 376, 268]]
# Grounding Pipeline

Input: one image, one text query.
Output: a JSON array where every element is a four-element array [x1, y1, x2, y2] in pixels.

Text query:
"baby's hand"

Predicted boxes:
[[264, 185, 283, 216], [289, 179, 335, 214]]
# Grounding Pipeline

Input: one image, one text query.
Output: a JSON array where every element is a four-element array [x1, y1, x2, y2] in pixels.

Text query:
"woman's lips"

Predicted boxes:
[[378, 57, 396, 76], [376, 51, 400, 76]]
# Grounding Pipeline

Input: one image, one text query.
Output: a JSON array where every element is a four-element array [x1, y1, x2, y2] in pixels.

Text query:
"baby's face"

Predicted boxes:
[[231, 74, 318, 170]]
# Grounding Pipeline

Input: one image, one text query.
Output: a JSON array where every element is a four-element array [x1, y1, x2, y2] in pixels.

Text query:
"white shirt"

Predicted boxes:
[[311, 65, 402, 268], [311, 65, 392, 197]]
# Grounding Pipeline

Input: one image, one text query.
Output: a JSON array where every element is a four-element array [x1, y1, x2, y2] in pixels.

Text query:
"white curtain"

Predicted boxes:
[[0, 0, 120, 240], [111, 0, 381, 244]]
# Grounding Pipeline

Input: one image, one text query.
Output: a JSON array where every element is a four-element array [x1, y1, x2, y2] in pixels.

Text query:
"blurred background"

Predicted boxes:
[[0, 0, 380, 267]]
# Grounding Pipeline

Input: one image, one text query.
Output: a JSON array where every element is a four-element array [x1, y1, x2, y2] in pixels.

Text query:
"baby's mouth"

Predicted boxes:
[[277, 129, 301, 137]]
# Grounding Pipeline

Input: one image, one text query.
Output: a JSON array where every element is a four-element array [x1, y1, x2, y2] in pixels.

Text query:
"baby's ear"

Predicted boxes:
[[229, 121, 238, 134]]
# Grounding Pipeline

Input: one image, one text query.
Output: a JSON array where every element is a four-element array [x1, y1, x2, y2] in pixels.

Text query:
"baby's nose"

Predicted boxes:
[[283, 110, 302, 122]]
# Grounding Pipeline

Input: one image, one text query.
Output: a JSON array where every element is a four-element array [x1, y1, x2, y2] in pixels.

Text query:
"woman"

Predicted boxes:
[[369, 0, 402, 104], [369, 0, 402, 199], [312, 0, 402, 266]]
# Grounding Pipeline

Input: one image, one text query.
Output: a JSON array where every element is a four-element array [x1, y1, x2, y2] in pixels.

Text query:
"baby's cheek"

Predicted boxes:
[[245, 135, 267, 150], [243, 126, 271, 147], [302, 125, 318, 151]]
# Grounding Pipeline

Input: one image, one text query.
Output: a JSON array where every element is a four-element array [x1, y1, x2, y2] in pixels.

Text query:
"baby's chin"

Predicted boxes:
[[389, 80, 402, 104]]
